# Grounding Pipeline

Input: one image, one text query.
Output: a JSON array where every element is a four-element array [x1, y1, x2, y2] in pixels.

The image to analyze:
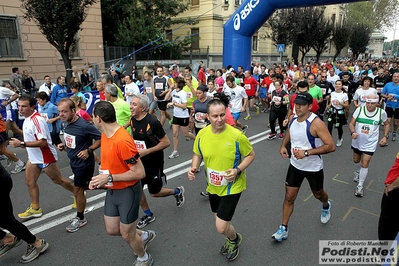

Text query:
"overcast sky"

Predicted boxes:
[[383, 22, 399, 42]]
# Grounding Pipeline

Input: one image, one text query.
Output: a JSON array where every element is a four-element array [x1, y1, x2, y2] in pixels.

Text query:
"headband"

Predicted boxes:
[[366, 98, 379, 103]]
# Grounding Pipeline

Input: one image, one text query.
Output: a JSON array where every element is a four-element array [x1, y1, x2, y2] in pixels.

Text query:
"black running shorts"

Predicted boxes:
[[285, 164, 324, 191], [209, 193, 241, 222]]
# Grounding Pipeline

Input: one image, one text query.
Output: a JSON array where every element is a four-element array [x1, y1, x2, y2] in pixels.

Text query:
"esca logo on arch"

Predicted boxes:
[[233, 0, 261, 31]]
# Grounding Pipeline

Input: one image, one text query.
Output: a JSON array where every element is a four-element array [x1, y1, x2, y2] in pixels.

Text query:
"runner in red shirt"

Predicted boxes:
[[243, 70, 259, 120]]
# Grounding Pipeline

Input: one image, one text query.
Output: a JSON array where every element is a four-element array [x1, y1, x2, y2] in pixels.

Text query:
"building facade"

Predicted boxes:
[[0, 1, 104, 84], [171, 0, 346, 69]]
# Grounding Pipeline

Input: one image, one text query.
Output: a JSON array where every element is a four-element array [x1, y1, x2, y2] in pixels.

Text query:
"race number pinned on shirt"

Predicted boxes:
[[146, 87, 152, 93], [194, 112, 206, 123], [377, 88, 382, 93], [244, 84, 251, 90], [64, 133, 76, 149], [292, 146, 307, 160], [322, 88, 327, 95], [155, 83, 163, 89], [343, 85, 348, 92], [272, 96, 282, 103], [360, 125, 370, 135], [239, 78, 244, 84], [134, 140, 147, 150], [207, 167, 228, 186], [186, 92, 193, 98]]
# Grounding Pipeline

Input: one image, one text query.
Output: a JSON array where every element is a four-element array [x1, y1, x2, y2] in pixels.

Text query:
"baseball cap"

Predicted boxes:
[[294, 92, 313, 105]]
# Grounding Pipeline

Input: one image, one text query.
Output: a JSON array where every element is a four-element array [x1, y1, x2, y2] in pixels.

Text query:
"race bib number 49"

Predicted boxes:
[[207, 167, 228, 186]]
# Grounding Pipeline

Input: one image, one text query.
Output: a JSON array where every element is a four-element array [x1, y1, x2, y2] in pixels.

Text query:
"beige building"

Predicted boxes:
[[0, 1, 104, 84], [172, 1, 345, 68]]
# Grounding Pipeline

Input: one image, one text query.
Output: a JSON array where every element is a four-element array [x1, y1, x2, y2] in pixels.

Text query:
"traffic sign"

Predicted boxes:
[[277, 44, 285, 53]]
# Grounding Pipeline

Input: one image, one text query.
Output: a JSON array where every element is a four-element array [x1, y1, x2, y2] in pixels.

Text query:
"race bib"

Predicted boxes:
[[377, 88, 382, 93], [322, 88, 327, 95], [186, 92, 193, 98], [207, 167, 228, 186], [291, 146, 308, 160], [64, 133, 76, 149], [239, 78, 243, 84], [360, 95, 367, 102], [134, 140, 147, 150], [194, 112, 206, 122], [146, 87, 152, 93], [244, 84, 251, 90], [343, 85, 348, 91], [360, 125, 370, 135], [273, 96, 281, 102], [155, 83, 163, 89]]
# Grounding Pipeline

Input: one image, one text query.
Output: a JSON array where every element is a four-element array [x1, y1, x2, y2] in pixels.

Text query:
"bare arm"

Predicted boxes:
[[224, 150, 255, 182], [188, 153, 202, 180]]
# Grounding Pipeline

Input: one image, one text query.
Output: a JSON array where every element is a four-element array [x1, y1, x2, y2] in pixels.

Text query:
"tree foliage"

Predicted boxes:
[[267, 7, 331, 64], [331, 24, 350, 61], [349, 24, 372, 60], [101, 0, 197, 59], [344, 0, 399, 31], [21, 0, 97, 82]]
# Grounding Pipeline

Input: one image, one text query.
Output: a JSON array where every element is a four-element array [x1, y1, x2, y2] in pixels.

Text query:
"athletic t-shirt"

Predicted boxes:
[[171, 89, 189, 118], [193, 125, 253, 196], [101, 127, 140, 189], [330, 91, 348, 110], [243, 77, 258, 97], [182, 80, 198, 108], [143, 79, 154, 102], [351, 106, 387, 152], [382, 82, 399, 109], [131, 114, 165, 168], [308, 85, 323, 100], [64, 117, 101, 167], [193, 98, 210, 128], [385, 152, 399, 185], [223, 85, 248, 113], [77, 109, 91, 121], [23, 111, 57, 164], [110, 98, 131, 128], [153, 76, 168, 100], [353, 88, 377, 107]]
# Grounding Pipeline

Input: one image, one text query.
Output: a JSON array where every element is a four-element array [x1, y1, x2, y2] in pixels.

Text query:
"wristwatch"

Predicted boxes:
[[20, 142, 25, 148], [107, 174, 113, 183], [304, 150, 309, 157], [234, 167, 242, 176], [87, 148, 94, 155]]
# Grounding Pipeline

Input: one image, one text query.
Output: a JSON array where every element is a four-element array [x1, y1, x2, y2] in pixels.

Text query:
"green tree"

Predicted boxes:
[[344, 0, 399, 31], [311, 16, 333, 63], [101, 0, 196, 59], [331, 24, 350, 61], [21, 0, 97, 83], [266, 9, 293, 47], [349, 24, 372, 60]]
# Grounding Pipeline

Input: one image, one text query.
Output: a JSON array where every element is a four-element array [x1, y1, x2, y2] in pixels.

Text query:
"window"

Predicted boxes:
[[191, 28, 199, 49], [191, 0, 199, 5], [70, 33, 81, 59], [331, 14, 336, 25], [165, 30, 172, 42], [252, 35, 258, 51], [0, 15, 23, 58]]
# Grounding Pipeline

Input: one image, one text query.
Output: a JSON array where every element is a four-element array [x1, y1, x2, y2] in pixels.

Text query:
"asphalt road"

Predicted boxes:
[[1, 109, 396, 266]]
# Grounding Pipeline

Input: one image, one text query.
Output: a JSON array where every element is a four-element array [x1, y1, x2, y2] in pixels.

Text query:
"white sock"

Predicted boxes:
[[137, 252, 149, 262], [354, 163, 361, 173], [358, 167, 368, 187], [141, 231, 148, 242]]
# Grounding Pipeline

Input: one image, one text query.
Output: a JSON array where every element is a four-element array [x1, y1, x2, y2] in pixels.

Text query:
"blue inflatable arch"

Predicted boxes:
[[223, 0, 361, 70]]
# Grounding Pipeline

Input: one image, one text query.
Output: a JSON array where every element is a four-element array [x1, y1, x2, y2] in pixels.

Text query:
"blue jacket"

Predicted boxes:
[[50, 84, 67, 105]]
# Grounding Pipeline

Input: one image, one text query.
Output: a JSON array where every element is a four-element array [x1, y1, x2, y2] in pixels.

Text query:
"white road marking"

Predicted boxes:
[[25, 130, 271, 234]]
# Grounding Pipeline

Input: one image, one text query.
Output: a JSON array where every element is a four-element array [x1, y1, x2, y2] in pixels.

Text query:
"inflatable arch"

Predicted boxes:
[[223, 0, 361, 70]]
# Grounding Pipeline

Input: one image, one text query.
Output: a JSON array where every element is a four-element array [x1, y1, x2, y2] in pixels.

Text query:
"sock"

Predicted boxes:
[[141, 231, 148, 242], [282, 224, 288, 230], [77, 212, 84, 220], [323, 202, 329, 209], [354, 162, 361, 173], [144, 209, 152, 217], [173, 188, 180, 195], [358, 167, 368, 187], [31, 203, 40, 210], [137, 252, 149, 262]]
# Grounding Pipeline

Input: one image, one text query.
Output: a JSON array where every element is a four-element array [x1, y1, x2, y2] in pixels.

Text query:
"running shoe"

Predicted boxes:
[[261, 108, 266, 113], [137, 214, 156, 229], [66, 217, 88, 233], [143, 230, 157, 251], [69, 174, 75, 180], [0, 237, 22, 258], [220, 233, 242, 261], [271, 225, 288, 241], [10, 162, 26, 174], [353, 172, 359, 183], [267, 134, 276, 140], [336, 138, 343, 147], [20, 239, 49, 264], [5, 154, 15, 168], [174, 186, 185, 207], [355, 185, 364, 197], [256, 106, 260, 115], [321, 201, 331, 224], [18, 205, 43, 219], [241, 125, 248, 134], [243, 115, 251, 120], [200, 191, 209, 197], [279, 133, 284, 139], [168, 151, 179, 159], [392, 132, 397, 141], [132, 253, 154, 266], [0, 154, 7, 160]]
